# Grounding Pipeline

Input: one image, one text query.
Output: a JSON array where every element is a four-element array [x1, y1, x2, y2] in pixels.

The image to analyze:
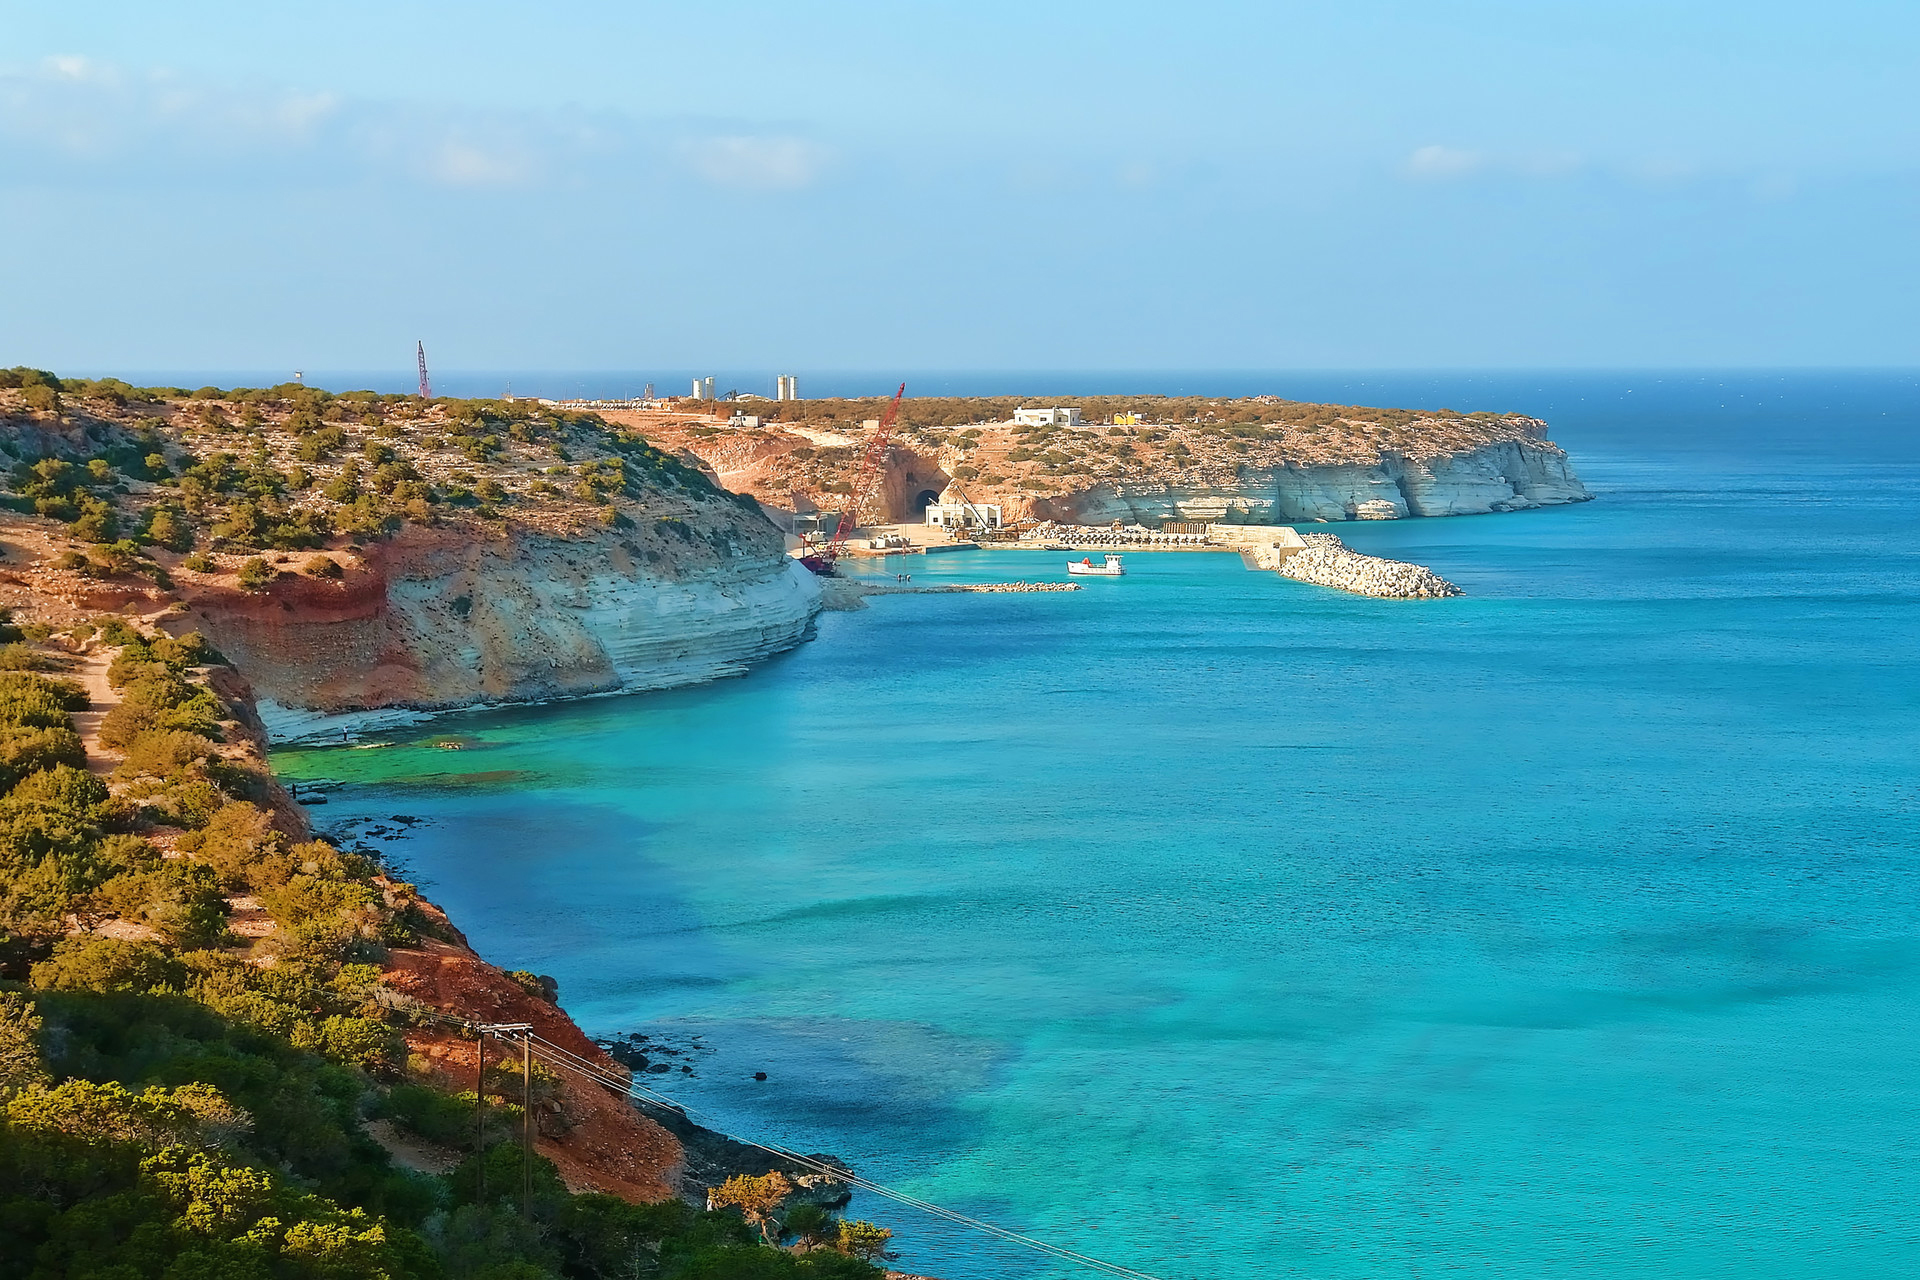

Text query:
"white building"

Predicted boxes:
[[1013, 406, 1081, 427], [925, 499, 1003, 530]]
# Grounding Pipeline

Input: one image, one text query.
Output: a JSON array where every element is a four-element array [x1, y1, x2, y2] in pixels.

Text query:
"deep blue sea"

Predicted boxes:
[[274, 372, 1920, 1279]]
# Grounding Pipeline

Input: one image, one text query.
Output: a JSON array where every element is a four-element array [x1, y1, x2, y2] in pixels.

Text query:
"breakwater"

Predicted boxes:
[[821, 578, 1082, 611], [1276, 533, 1462, 599]]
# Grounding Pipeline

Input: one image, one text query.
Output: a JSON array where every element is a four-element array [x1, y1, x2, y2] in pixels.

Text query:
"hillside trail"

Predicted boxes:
[[67, 644, 118, 775]]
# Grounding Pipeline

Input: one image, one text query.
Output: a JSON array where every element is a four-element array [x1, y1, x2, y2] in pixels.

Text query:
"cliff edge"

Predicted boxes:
[[0, 379, 823, 742], [607, 393, 1592, 529]]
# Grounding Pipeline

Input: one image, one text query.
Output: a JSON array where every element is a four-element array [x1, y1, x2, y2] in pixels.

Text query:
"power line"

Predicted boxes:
[[504, 1019, 1161, 1280], [428, 1012, 1164, 1279]]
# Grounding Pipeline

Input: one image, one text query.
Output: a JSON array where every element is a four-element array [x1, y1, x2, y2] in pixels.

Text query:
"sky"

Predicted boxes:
[[1, 1, 1916, 377]]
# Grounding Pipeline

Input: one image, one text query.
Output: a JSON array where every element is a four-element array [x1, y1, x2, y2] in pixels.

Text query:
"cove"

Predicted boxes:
[[274, 375, 1920, 1279]]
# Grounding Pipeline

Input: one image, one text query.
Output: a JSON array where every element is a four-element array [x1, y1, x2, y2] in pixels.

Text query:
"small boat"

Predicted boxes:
[[1067, 554, 1125, 577]]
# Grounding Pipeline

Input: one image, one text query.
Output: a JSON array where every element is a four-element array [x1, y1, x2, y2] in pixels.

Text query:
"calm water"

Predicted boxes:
[[275, 373, 1920, 1279]]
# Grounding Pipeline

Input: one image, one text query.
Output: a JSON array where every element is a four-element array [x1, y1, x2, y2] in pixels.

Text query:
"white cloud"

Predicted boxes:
[[0, 58, 839, 197], [0, 58, 626, 192], [1405, 145, 1485, 180], [428, 140, 538, 188], [679, 135, 829, 189], [1403, 144, 1591, 183], [0, 56, 342, 163], [46, 54, 105, 82]]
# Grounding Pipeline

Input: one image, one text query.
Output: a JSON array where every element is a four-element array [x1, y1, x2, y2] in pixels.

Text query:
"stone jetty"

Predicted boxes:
[[1276, 533, 1462, 599], [821, 579, 1082, 610]]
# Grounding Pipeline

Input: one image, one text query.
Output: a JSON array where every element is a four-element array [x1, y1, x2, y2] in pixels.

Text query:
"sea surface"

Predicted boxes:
[[274, 372, 1920, 1279]]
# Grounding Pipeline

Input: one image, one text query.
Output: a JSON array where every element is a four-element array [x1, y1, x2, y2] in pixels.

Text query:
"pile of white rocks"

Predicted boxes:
[[1276, 533, 1462, 599]]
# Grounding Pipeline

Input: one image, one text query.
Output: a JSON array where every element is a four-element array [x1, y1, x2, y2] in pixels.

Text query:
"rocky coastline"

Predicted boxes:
[[1028, 438, 1592, 525], [195, 522, 823, 743]]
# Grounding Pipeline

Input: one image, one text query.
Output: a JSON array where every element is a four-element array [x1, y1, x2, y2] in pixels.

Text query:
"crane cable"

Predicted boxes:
[[433, 1012, 1165, 1280]]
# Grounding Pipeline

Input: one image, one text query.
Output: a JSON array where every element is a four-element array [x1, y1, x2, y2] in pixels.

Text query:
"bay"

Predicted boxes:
[[274, 372, 1920, 1279]]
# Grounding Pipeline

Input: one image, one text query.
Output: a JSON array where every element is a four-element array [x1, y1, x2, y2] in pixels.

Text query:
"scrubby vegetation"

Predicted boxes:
[[0, 374, 754, 598], [639, 389, 1553, 517], [0, 613, 893, 1279]]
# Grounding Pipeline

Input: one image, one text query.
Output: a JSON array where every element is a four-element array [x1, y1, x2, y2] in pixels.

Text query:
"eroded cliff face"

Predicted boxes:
[[179, 518, 821, 742], [1026, 439, 1591, 525]]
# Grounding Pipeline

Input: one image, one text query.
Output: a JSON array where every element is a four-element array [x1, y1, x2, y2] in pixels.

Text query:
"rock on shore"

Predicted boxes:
[[1276, 533, 1462, 599]]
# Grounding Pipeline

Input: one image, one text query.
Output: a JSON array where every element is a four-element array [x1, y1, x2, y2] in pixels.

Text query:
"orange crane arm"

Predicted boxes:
[[826, 382, 907, 552]]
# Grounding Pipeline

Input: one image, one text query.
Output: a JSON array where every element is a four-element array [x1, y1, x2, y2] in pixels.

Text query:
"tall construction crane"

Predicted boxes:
[[799, 382, 905, 576], [416, 341, 432, 399]]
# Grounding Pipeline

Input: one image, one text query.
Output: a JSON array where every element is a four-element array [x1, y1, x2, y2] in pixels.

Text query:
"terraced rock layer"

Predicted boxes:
[[183, 522, 822, 742]]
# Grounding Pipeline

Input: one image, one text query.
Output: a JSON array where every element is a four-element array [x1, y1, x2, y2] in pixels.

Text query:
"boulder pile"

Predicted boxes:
[[1277, 533, 1462, 599]]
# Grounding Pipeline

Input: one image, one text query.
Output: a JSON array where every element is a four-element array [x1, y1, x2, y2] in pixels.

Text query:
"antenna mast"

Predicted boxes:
[[416, 341, 432, 399]]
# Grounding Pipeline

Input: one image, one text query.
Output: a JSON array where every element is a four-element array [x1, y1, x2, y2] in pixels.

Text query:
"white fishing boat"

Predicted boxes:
[[1067, 554, 1125, 577]]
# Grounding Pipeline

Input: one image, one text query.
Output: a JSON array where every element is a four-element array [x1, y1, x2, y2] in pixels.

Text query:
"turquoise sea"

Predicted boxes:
[[275, 373, 1920, 1279]]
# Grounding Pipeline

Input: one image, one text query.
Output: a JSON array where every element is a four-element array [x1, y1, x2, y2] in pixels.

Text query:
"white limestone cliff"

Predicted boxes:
[[184, 517, 823, 743], [1031, 439, 1591, 526]]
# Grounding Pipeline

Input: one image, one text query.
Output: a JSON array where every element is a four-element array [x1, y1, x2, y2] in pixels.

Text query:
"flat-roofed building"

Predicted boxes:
[[1013, 406, 1081, 427], [925, 500, 1003, 530]]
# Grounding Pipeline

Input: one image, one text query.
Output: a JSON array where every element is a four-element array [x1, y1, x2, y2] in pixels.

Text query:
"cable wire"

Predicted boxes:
[[428, 1011, 1164, 1280]]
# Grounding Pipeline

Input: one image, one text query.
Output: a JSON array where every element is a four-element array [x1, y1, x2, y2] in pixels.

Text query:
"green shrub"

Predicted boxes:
[[93, 858, 229, 949], [113, 728, 221, 780], [176, 802, 290, 891], [31, 936, 184, 994], [69, 496, 118, 543], [0, 671, 87, 723], [98, 675, 224, 748], [0, 727, 86, 790], [5, 763, 108, 817], [144, 506, 194, 551], [378, 1082, 481, 1146], [0, 643, 54, 671]]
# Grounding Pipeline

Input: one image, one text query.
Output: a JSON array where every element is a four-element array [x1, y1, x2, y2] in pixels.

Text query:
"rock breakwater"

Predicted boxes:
[[947, 581, 1080, 593], [1277, 534, 1462, 599], [822, 578, 1082, 610]]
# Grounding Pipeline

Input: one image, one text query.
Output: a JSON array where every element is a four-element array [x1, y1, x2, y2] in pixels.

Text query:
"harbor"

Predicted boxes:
[[808, 518, 1462, 599]]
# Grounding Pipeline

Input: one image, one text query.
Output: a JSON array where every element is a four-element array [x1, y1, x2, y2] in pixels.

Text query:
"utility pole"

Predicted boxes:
[[474, 1025, 487, 1201], [522, 1034, 534, 1220], [475, 1023, 535, 1216]]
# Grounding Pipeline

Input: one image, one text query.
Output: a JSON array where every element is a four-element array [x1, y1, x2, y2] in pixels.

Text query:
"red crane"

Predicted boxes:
[[417, 341, 432, 399], [799, 382, 905, 576]]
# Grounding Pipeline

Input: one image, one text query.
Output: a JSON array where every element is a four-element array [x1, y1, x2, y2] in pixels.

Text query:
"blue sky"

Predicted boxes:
[[2, 1, 1915, 374]]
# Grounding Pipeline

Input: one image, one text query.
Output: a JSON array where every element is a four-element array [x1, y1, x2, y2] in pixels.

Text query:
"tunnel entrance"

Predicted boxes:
[[913, 489, 940, 514]]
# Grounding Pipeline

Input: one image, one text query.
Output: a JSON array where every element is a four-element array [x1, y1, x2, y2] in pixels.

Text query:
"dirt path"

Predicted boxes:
[[67, 646, 118, 775]]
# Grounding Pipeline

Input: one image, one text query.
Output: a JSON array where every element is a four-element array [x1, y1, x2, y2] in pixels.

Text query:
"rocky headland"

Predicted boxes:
[[0, 377, 822, 743], [609, 393, 1592, 530]]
